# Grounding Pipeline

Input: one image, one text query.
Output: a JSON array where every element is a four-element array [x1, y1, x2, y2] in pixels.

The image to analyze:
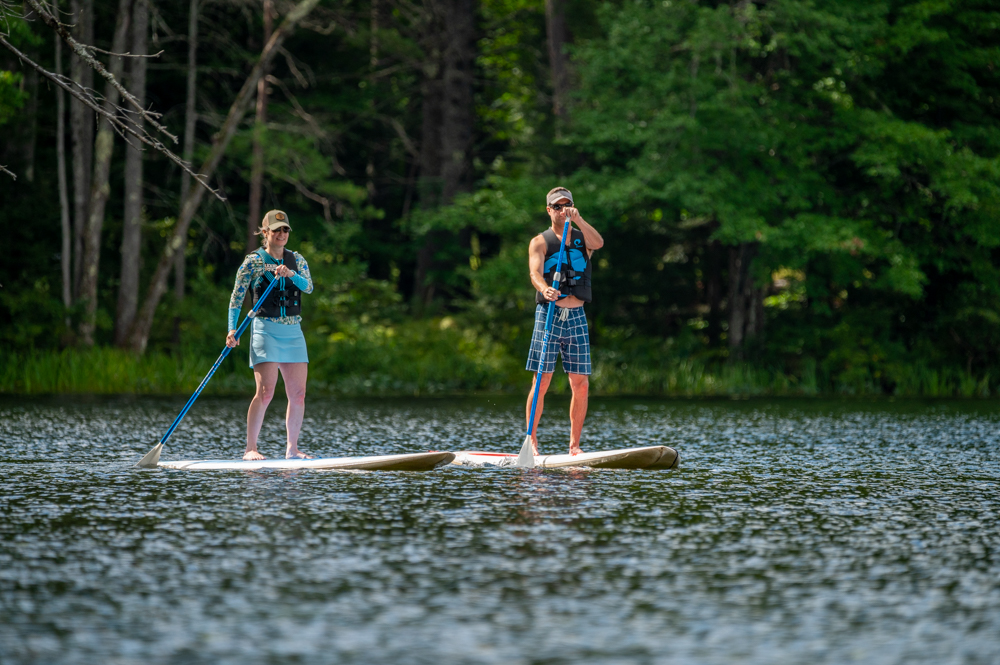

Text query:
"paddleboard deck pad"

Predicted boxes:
[[451, 446, 678, 470], [158, 451, 455, 471]]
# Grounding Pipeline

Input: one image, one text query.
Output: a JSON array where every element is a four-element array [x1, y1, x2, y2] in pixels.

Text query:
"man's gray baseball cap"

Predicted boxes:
[[546, 187, 574, 206]]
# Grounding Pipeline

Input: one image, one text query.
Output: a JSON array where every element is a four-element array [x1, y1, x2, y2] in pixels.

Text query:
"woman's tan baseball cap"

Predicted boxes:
[[262, 210, 291, 230]]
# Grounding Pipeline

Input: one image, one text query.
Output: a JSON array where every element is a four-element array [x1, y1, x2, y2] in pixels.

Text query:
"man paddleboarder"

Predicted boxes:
[[526, 187, 604, 455]]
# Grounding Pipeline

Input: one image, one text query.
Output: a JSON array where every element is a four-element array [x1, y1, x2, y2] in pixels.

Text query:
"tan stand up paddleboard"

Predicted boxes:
[[451, 445, 677, 470], [157, 451, 455, 471]]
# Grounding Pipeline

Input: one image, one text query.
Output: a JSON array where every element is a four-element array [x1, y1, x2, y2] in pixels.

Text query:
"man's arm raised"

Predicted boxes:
[[565, 207, 603, 252]]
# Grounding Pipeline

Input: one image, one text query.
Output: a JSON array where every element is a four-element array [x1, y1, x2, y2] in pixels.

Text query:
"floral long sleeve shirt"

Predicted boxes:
[[228, 250, 313, 330]]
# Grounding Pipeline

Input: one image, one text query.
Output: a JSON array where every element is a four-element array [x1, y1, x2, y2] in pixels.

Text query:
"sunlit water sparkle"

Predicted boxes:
[[1, 396, 998, 664]]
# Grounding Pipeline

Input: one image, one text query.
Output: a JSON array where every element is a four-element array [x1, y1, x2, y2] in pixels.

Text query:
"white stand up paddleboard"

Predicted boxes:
[[157, 451, 455, 472], [451, 445, 678, 470]]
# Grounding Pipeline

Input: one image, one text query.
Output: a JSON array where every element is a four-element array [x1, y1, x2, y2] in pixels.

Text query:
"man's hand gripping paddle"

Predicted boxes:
[[516, 214, 573, 468], [135, 270, 283, 468]]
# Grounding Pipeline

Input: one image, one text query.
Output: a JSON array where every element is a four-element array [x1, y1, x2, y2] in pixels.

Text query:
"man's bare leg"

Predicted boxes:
[[279, 362, 312, 459], [568, 373, 589, 455], [245, 363, 279, 460], [525, 372, 554, 455]]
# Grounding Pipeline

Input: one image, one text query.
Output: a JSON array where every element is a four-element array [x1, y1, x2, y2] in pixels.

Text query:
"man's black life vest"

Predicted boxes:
[[535, 228, 593, 305], [252, 248, 301, 318]]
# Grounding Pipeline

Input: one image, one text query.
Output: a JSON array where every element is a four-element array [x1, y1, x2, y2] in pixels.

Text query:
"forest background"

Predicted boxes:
[[0, 0, 998, 397]]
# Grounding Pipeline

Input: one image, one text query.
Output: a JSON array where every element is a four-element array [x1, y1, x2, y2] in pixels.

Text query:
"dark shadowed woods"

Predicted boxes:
[[1, 0, 998, 396]]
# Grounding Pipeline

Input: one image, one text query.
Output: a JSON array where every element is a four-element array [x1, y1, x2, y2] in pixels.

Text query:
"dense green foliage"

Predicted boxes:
[[0, 0, 998, 396]]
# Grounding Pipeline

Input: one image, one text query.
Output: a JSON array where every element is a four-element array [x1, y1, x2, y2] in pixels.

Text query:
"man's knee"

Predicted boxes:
[[569, 374, 589, 392], [535, 372, 554, 391]]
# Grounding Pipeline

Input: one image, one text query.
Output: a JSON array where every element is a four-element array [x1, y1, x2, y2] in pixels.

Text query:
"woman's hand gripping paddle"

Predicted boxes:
[[516, 214, 573, 468], [135, 270, 283, 467]]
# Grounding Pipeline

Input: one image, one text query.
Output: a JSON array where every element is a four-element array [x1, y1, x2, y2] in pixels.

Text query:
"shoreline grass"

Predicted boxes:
[[0, 347, 993, 398]]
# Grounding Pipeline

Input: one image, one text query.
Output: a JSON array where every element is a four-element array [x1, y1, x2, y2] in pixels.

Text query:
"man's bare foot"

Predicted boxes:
[[243, 448, 266, 461], [569, 443, 583, 456], [285, 449, 315, 460]]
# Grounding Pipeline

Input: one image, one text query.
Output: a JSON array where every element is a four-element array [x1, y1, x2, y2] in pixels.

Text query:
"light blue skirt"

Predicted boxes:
[[249, 319, 309, 367]]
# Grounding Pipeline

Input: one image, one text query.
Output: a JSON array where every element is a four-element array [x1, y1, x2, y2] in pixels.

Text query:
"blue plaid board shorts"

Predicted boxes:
[[525, 304, 592, 375]]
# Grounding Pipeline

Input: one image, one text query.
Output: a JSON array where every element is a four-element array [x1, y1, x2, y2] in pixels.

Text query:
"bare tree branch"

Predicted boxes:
[[82, 45, 164, 58], [0, 164, 16, 180], [381, 114, 419, 157], [277, 46, 310, 87], [266, 74, 326, 139], [0, 34, 223, 200], [279, 173, 332, 222], [23, 0, 178, 142]]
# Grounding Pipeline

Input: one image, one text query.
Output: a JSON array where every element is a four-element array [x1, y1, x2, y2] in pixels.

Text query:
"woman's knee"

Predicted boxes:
[[287, 385, 306, 406], [255, 384, 275, 406]]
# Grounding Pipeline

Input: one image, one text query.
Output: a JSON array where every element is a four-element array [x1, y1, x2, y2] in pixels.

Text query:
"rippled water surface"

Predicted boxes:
[[1, 396, 999, 664]]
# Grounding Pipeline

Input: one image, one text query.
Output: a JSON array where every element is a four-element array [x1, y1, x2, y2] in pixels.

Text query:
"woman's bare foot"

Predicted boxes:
[[569, 443, 583, 456], [243, 448, 266, 461], [285, 448, 315, 459]]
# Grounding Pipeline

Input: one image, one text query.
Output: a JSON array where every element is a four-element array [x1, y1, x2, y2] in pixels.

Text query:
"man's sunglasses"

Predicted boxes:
[[549, 203, 572, 211]]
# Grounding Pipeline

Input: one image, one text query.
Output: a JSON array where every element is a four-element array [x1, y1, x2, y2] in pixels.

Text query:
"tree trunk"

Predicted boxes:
[[21, 62, 39, 182], [174, 0, 199, 345], [127, 0, 322, 353], [412, 68, 443, 307], [544, 0, 571, 120], [78, 0, 132, 346], [439, 0, 475, 203], [114, 0, 148, 347], [705, 239, 723, 345], [55, 2, 71, 325], [412, 0, 475, 308], [247, 0, 274, 253], [69, 0, 94, 298], [727, 242, 765, 356], [365, 0, 379, 199]]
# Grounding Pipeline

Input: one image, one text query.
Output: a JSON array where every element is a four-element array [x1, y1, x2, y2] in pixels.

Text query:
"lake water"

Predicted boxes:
[[1, 396, 998, 664]]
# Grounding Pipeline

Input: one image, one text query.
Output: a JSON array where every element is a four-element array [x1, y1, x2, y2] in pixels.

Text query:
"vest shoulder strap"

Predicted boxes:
[[282, 249, 298, 272]]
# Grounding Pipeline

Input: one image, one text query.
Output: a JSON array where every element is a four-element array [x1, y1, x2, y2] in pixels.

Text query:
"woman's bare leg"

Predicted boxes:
[[245, 362, 279, 460], [279, 362, 311, 458]]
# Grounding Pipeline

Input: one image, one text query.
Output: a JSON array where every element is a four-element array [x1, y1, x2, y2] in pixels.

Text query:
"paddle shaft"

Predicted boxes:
[[157, 272, 282, 446], [525, 215, 573, 439]]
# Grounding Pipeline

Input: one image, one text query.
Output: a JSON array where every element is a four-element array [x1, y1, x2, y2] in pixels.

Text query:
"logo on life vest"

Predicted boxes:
[[574, 238, 583, 247]]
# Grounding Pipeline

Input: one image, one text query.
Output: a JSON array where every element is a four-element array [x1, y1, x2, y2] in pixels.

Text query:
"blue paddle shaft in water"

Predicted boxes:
[[525, 216, 572, 442], [136, 272, 281, 467]]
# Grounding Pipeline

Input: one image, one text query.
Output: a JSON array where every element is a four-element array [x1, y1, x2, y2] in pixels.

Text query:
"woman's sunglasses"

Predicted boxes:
[[269, 227, 290, 234]]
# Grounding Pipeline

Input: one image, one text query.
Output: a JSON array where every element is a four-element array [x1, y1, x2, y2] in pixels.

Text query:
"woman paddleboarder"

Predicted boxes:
[[226, 210, 314, 460]]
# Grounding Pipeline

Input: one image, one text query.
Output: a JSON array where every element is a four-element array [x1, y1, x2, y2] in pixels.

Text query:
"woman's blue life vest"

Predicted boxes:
[[251, 248, 301, 318], [535, 227, 593, 306]]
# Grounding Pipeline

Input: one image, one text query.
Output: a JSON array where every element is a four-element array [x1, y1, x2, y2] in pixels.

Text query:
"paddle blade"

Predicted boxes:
[[135, 442, 163, 468], [515, 435, 536, 468]]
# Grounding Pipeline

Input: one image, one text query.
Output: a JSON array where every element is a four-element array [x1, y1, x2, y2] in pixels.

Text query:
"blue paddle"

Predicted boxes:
[[135, 270, 283, 468], [516, 214, 573, 468]]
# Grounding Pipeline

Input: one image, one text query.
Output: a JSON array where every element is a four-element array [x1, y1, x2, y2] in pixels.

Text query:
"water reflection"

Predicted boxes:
[[0, 396, 998, 664]]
